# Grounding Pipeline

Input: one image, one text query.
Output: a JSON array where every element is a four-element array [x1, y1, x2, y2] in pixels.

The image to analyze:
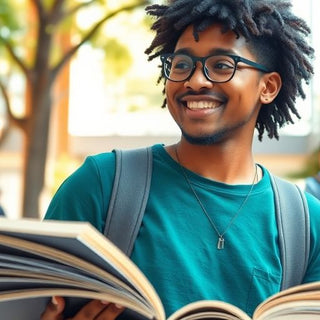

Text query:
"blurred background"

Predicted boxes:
[[0, 0, 319, 219]]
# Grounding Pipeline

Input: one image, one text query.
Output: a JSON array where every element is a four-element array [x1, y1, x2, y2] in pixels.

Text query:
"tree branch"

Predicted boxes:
[[51, 0, 150, 79], [30, 0, 45, 20], [0, 37, 30, 78], [0, 79, 27, 130], [64, 0, 97, 18]]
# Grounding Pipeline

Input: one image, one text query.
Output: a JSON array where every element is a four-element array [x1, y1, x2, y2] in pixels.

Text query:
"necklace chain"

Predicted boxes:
[[175, 146, 258, 250]]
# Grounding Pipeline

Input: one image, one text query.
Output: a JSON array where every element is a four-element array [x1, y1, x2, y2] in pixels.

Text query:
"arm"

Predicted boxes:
[[42, 153, 118, 318]]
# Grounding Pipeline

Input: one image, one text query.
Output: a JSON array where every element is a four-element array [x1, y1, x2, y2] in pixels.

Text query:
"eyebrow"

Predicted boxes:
[[174, 47, 238, 56]]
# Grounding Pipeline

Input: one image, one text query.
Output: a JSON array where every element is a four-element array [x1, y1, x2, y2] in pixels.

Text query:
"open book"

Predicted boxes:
[[0, 218, 319, 320]]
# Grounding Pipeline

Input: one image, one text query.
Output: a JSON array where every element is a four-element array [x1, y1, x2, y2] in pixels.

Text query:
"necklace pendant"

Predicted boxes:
[[217, 236, 225, 250]]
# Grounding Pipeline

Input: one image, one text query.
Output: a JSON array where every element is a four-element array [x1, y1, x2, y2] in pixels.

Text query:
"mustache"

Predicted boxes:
[[176, 90, 227, 101]]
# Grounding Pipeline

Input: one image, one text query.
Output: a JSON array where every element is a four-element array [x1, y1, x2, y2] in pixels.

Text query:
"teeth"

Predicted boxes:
[[187, 101, 220, 110]]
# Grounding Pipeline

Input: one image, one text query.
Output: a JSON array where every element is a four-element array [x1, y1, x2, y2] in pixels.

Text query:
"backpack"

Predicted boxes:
[[104, 147, 310, 291]]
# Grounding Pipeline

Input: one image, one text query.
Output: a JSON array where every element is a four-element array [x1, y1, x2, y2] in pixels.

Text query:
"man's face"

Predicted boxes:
[[165, 24, 268, 145]]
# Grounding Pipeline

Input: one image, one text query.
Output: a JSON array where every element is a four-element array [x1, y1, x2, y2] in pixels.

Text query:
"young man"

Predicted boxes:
[[41, 0, 320, 319]]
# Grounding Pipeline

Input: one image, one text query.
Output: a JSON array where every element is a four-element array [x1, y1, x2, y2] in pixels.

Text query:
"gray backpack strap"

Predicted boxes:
[[270, 174, 310, 290], [104, 147, 153, 256]]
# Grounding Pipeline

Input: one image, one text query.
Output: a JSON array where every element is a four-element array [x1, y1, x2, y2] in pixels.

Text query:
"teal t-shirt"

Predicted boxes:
[[45, 144, 320, 317]]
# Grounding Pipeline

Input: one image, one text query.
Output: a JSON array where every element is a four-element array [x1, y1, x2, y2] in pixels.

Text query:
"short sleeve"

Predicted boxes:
[[44, 152, 116, 233]]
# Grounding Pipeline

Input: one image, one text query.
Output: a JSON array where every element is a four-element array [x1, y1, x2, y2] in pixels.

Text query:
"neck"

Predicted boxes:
[[168, 141, 260, 185]]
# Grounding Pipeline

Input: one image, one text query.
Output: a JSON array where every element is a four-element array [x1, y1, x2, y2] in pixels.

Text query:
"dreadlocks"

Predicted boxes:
[[145, 0, 314, 140]]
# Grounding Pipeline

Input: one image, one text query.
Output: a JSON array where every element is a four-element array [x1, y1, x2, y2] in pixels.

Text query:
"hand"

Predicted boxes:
[[40, 296, 125, 320]]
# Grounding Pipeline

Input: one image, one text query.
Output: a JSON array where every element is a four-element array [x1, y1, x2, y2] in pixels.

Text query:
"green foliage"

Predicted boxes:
[[0, 0, 21, 34], [0, 1, 34, 67], [102, 38, 133, 77], [0, 0, 153, 217]]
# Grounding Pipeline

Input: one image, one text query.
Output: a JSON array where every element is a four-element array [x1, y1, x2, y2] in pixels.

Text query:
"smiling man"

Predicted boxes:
[[163, 24, 280, 149], [41, 1, 320, 320]]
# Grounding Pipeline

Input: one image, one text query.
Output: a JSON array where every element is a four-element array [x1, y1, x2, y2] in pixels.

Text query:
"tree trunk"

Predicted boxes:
[[22, 87, 52, 218], [16, 0, 148, 218]]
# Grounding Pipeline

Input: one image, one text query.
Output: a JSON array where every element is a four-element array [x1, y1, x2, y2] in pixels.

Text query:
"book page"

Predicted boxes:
[[257, 282, 320, 306], [0, 219, 165, 320], [168, 300, 251, 320], [0, 289, 152, 319], [255, 300, 320, 320], [0, 253, 137, 296], [253, 282, 320, 319], [253, 281, 320, 320]]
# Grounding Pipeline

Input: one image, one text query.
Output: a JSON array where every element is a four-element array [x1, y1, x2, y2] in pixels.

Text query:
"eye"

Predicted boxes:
[[171, 55, 193, 73], [213, 61, 233, 70], [174, 61, 190, 70], [207, 56, 235, 73]]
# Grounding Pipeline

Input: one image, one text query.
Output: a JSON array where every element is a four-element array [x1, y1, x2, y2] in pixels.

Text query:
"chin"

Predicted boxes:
[[182, 130, 226, 145]]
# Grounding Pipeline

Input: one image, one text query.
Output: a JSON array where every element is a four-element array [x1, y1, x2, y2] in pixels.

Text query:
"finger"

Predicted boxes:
[[72, 300, 110, 319], [95, 303, 125, 320], [40, 296, 66, 320]]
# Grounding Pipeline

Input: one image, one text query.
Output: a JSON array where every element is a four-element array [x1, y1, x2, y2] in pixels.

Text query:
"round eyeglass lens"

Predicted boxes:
[[205, 55, 236, 82], [164, 54, 194, 81], [163, 54, 238, 82]]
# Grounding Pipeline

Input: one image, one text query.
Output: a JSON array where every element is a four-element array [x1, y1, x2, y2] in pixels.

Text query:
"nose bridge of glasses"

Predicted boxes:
[[192, 56, 206, 70], [189, 56, 211, 81]]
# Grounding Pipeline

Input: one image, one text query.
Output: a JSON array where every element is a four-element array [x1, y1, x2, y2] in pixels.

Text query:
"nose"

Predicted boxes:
[[184, 62, 213, 91]]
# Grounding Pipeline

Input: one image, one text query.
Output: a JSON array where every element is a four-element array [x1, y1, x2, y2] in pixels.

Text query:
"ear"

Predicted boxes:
[[259, 72, 282, 104]]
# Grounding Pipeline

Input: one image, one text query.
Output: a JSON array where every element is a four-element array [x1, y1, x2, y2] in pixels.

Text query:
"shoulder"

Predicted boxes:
[[52, 152, 116, 191], [83, 151, 116, 173], [261, 169, 319, 222], [304, 192, 320, 247], [305, 192, 320, 224], [302, 191, 320, 282], [305, 175, 320, 198], [86, 152, 117, 185], [44, 151, 117, 228], [76, 144, 165, 182]]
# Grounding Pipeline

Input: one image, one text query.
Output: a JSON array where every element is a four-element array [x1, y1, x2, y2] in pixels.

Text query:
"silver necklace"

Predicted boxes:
[[175, 147, 258, 250]]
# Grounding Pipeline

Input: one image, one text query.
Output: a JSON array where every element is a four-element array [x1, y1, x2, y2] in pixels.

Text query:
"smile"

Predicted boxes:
[[186, 101, 222, 110]]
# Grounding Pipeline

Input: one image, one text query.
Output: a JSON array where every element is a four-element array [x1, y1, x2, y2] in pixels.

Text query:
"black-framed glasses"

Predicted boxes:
[[160, 53, 271, 83]]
